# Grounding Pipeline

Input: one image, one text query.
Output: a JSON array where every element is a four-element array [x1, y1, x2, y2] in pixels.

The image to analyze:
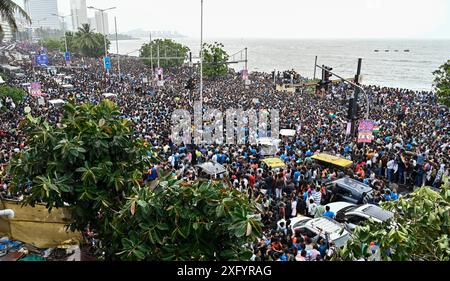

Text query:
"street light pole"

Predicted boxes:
[[51, 14, 70, 59], [101, 11, 107, 57], [88, 6, 116, 72], [114, 17, 121, 78], [200, 0, 204, 105], [150, 33, 153, 81]]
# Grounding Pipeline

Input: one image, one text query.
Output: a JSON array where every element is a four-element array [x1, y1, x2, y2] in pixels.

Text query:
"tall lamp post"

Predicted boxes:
[[51, 13, 70, 54], [114, 17, 121, 78], [33, 18, 47, 45], [199, 0, 204, 106], [87, 6, 116, 59]]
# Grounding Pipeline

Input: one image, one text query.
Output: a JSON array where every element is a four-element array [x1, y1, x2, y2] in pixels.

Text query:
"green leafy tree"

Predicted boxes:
[[8, 99, 262, 261], [202, 42, 229, 78], [8, 99, 150, 258], [74, 24, 110, 58], [40, 38, 64, 52], [113, 178, 262, 261], [0, 85, 25, 103], [34, 28, 64, 40], [338, 183, 450, 261], [139, 39, 189, 68], [0, 0, 30, 33], [433, 60, 450, 107]]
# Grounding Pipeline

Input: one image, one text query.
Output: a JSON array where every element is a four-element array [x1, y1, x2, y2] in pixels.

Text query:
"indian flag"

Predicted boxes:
[[373, 125, 380, 133]]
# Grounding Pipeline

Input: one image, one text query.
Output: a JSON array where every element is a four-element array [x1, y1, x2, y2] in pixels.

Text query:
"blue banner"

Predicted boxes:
[[64, 52, 71, 61], [36, 54, 49, 66], [104, 57, 111, 70]]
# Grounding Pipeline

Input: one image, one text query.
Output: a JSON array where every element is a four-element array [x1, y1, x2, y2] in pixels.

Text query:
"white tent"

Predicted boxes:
[[102, 93, 117, 98], [196, 162, 226, 176], [280, 129, 296, 137], [257, 137, 281, 156], [62, 84, 74, 89], [0, 76, 6, 84], [257, 137, 281, 146], [49, 99, 65, 105]]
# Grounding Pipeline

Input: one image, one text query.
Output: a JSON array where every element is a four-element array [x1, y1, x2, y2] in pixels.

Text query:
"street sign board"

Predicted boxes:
[[104, 57, 111, 70], [36, 54, 49, 66]]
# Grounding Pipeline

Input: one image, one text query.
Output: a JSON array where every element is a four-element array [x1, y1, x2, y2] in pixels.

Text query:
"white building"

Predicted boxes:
[[24, 0, 60, 30], [70, 0, 88, 31], [94, 11, 109, 35], [0, 17, 14, 42]]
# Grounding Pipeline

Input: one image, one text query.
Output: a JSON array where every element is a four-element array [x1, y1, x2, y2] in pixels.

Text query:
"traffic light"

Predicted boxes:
[[185, 77, 195, 90], [347, 97, 359, 120], [347, 98, 354, 119], [324, 66, 333, 82]]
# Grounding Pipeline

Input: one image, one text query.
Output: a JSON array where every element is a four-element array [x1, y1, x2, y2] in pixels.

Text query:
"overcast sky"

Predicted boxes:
[[49, 0, 448, 38]]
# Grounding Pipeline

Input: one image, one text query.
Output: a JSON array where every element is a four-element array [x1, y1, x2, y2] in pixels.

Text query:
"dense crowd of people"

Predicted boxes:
[[1, 43, 449, 261]]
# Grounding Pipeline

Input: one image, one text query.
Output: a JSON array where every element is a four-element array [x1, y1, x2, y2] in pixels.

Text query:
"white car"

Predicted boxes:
[[325, 202, 394, 231], [291, 216, 351, 248]]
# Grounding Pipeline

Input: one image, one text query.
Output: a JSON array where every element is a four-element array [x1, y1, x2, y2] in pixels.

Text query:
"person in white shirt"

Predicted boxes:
[[308, 199, 317, 217], [311, 187, 322, 205], [386, 158, 397, 182], [291, 199, 297, 218], [277, 219, 287, 234]]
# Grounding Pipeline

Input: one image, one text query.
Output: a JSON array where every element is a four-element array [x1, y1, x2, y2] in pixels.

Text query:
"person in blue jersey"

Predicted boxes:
[[323, 206, 335, 219]]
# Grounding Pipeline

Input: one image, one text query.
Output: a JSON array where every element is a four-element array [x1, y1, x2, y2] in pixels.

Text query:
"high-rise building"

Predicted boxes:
[[24, 0, 60, 30], [0, 16, 14, 42], [70, 0, 88, 31], [95, 11, 109, 35]]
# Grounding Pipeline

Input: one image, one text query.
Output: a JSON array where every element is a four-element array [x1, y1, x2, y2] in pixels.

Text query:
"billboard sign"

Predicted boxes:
[[358, 120, 374, 143], [36, 54, 49, 66], [30, 82, 43, 97]]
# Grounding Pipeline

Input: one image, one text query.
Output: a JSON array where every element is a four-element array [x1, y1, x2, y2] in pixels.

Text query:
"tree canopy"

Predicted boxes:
[[434, 60, 450, 107], [8, 99, 150, 258], [74, 24, 110, 58], [202, 42, 230, 78], [0, 0, 30, 33], [39, 25, 110, 58], [8, 99, 262, 261], [0, 85, 26, 103], [139, 39, 190, 68], [114, 178, 262, 261]]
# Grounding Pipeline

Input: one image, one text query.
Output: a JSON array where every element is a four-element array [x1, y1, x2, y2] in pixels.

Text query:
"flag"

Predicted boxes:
[[373, 125, 380, 134]]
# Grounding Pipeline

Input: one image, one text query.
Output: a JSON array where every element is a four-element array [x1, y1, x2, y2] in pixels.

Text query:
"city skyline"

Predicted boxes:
[[10, 0, 450, 39]]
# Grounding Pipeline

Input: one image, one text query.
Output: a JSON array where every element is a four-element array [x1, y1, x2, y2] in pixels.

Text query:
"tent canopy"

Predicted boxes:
[[280, 129, 296, 137], [257, 137, 281, 146], [311, 153, 353, 168], [0, 199, 81, 248], [49, 99, 65, 105], [62, 84, 73, 88], [262, 158, 286, 169], [102, 93, 117, 98], [196, 162, 226, 175]]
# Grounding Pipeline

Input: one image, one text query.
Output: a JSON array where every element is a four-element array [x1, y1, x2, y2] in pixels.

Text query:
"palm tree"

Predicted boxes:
[[74, 24, 99, 56], [0, 0, 31, 33]]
